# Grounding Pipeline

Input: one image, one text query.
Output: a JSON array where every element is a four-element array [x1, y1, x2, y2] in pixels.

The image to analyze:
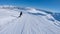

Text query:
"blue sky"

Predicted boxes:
[[0, 0, 60, 13]]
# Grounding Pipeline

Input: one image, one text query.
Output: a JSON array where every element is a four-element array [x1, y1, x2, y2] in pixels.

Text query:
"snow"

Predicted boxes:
[[25, 7, 47, 15], [0, 6, 60, 34]]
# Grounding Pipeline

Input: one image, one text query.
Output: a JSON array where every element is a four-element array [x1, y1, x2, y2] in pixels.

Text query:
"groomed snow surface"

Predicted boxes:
[[0, 6, 60, 34]]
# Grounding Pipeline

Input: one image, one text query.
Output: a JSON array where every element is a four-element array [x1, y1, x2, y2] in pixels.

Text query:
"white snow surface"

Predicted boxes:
[[0, 6, 60, 34]]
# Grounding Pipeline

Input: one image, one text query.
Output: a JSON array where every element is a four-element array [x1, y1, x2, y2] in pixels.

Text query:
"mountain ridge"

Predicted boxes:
[[0, 5, 60, 34]]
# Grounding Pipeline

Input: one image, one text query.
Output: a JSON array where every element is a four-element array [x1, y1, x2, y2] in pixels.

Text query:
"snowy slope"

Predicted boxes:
[[0, 6, 60, 34]]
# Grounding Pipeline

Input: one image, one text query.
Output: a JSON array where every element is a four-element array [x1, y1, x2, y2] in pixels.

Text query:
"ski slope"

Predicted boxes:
[[0, 6, 60, 34]]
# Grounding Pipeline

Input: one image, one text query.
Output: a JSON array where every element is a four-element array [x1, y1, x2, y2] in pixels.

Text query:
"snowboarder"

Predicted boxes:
[[18, 12, 22, 17]]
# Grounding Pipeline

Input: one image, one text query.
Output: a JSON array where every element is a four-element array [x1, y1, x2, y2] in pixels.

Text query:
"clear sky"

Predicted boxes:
[[0, 0, 60, 13]]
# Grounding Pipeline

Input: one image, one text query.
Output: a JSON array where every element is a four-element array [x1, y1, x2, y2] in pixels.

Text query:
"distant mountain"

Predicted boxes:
[[36, 9, 60, 22], [52, 13, 60, 21]]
